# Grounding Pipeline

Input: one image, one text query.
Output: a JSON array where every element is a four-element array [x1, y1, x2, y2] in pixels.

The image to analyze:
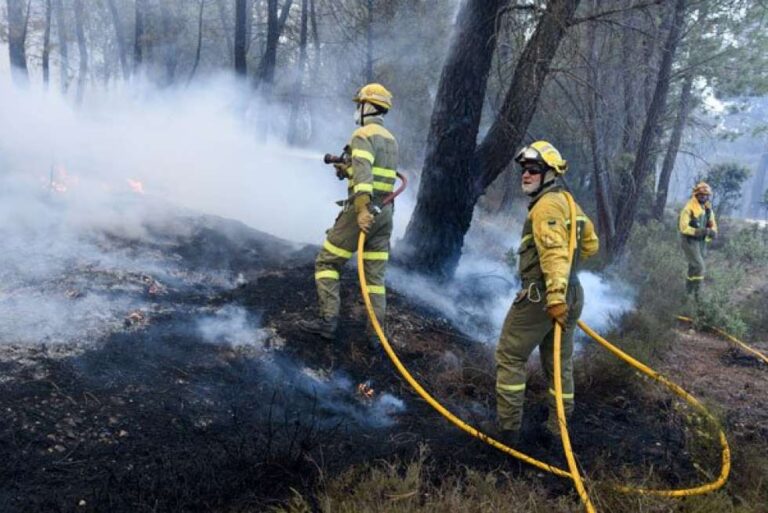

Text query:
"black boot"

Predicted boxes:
[[298, 317, 338, 340]]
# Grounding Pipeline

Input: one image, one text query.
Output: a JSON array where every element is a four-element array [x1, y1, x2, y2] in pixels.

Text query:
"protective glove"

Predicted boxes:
[[354, 194, 374, 233], [705, 228, 716, 239], [547, 303, 569, 328], [693, 227, 706, 239], [334, 163, 351, 181]]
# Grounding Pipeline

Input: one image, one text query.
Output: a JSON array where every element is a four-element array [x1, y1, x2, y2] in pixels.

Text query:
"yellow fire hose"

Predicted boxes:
[[354, 183, 730, 512], [676, 315, 768, 366]]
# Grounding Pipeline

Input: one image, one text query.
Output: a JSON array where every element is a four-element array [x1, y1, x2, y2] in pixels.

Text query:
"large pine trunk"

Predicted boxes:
[[6, 0, 29, 85], [399, 0, 504, 277], [401, 0, 581, 278], [613, 0, 687, 254]]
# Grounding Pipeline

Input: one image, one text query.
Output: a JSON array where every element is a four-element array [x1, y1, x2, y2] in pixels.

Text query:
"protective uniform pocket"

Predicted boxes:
[[538, 219, 565, 249]]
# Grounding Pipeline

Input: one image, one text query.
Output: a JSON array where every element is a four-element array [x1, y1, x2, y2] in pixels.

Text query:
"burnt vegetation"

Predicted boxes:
[[0, 214, 757, 512]]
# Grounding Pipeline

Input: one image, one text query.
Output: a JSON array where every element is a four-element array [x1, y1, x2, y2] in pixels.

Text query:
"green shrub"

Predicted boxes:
[[723, 225, 768, 265]]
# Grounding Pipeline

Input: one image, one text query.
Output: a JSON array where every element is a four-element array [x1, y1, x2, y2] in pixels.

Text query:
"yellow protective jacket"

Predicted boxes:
[[678, 196, 717, 238], [347, 117, 398, 200], [518, 186, 599, 306]]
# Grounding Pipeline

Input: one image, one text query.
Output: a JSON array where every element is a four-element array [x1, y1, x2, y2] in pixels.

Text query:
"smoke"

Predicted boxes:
[[389, 223, 636, 343], [196, 305, 268, 348], [262, 358, 406, 428]]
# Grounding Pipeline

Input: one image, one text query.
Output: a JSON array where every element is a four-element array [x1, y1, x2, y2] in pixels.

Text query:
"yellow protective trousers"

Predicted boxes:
[[496, 281, 584, 433], [314, 203, 393, 325], [681, 236, 706, 297]]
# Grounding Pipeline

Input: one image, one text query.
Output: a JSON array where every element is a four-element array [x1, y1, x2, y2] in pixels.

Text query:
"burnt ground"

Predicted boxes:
[[0, 214, 760, 512]]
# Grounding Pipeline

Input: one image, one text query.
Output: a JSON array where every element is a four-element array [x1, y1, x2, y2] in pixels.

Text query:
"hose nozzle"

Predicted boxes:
[[324, 153, 345, 164]]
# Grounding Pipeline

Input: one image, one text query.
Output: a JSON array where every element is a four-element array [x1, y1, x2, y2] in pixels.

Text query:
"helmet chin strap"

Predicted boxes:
[[355, 102, 384, 126]]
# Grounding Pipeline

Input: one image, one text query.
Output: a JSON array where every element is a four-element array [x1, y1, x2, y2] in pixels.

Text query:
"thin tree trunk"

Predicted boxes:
[[365, 0, 373, 82], [613, 0, 686, 255], [188, 0, 206, 84], [287, 0, 308, 145], [234, 0, 247, 75], [215, 0, 233, 61], [134, 0, 147, 73], [6, 0, 29, 84], [258, 0, 279, 84], [105, 0, 129, 79], [160, 2, 178, 84], [310, 0, 318, 48], [53, 0, 69, 91], [43, 0, 52, 88], [73, 0, 88, 104], [653, 71, 694, 220]]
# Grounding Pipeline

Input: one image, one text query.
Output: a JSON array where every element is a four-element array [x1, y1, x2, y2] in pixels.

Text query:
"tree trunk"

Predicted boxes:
[[53, 0, 69, 91], [216, 0, 233, 62], [134, 0, 148, 73], [613, 0, 686, 255], [160, 2, 178, 84], [402, 0, 581, 278], [188, 0, 206, 84], [586, 0, 616, 248], [258, 0, 279, 84], [287, 0, 308, 145], [234, 0, 248, 75], [6, 0, 29, 85], [73, 0, 88, 104], [365, 0, 374, 82], [653, 70, 694, 220], [399, 0, 503, 277], [105, 0, 129, 79], [43, 0, 52, 88]]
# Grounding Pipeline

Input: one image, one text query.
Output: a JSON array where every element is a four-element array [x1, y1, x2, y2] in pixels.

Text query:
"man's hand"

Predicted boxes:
[[334, 163, 350, 180], [357, 210, 374, 232], [705, 228, 716, 239], [693, 227, 706, 238], [354, 194, 375, 233], [547, 303, 569, 327]]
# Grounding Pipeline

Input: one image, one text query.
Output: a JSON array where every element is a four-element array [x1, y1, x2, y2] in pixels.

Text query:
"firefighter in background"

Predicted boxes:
[[678, 181, 718, 301], [493, 141, 599, 445], [299, 84, 398, 342]]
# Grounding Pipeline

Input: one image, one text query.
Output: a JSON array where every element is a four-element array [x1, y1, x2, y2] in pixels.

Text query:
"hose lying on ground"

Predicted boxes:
[[354, 175, 730, 513]]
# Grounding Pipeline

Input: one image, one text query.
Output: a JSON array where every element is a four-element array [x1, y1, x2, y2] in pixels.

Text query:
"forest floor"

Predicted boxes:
[[0, 214, 766, 513]]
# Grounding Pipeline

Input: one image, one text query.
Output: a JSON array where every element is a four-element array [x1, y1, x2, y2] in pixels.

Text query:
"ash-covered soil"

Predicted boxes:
[[0, 214, 736, 512]]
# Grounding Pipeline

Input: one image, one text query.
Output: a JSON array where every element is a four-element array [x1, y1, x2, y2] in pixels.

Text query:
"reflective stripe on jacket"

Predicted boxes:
[[348, 117, 398, 199]]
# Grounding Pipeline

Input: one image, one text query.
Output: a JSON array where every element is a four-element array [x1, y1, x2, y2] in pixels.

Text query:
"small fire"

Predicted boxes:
[[127, 179, 145, 194], [357, 381, 375, 400], [48, 165, 77, 193]]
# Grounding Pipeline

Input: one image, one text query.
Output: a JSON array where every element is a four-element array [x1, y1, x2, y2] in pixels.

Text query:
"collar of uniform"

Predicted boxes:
[[362, 116, 384, 127], [527, 182, 563, 210]]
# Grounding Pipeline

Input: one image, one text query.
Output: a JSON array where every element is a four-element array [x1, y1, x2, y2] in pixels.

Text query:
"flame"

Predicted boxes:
[[48, 165, 76, 193], [357, 381, 375, 400], [127, 179, 145, 194]]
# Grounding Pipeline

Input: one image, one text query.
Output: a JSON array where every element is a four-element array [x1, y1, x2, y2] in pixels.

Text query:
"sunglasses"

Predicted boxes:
[[520, 163, 546, 175]]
